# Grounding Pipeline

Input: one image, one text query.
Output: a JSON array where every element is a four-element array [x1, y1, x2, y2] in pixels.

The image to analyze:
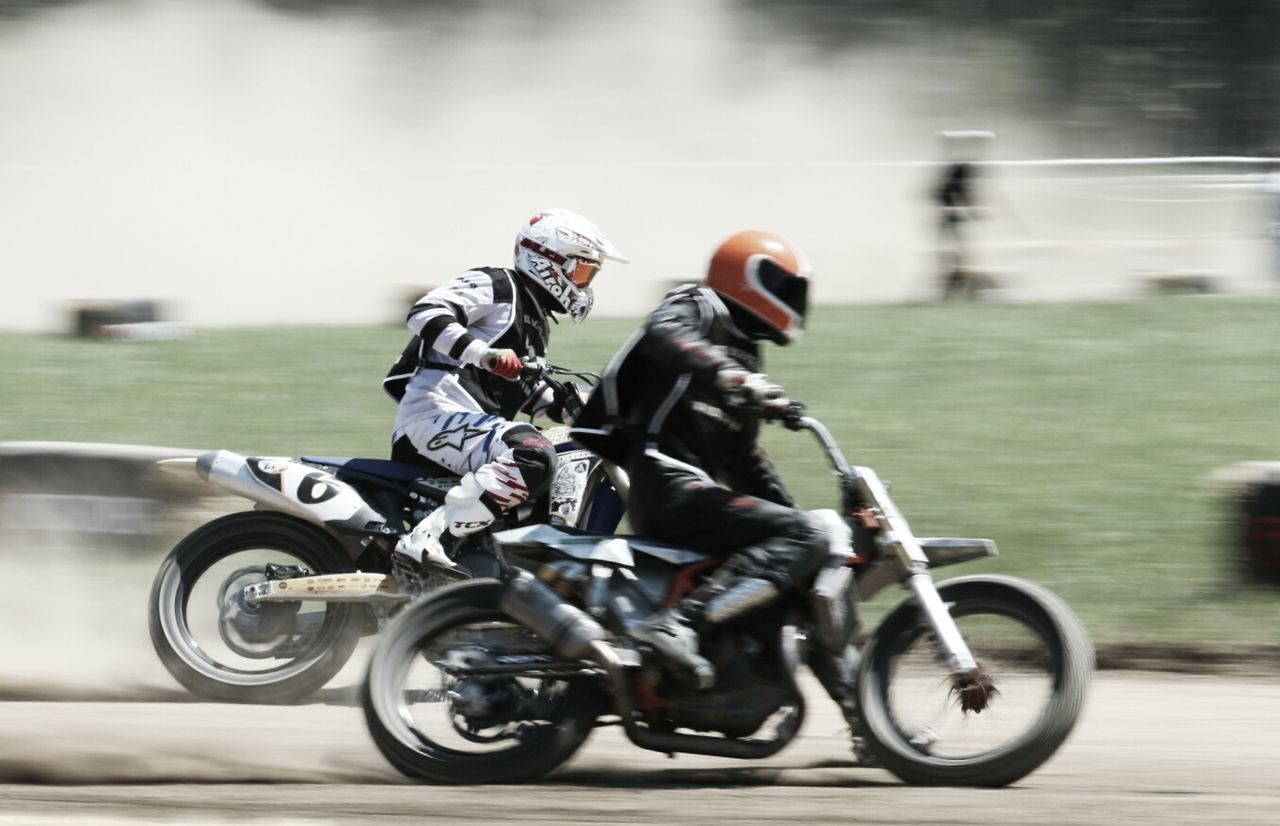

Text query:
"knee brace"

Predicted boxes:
[[473, 427, 556, 511]]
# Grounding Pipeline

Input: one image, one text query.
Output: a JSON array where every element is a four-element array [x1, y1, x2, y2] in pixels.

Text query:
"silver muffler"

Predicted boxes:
[[498, 570, 609, 660], [159, 450, 390, 534]]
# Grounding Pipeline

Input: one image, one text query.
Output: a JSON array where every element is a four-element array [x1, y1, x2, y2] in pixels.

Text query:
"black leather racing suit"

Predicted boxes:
[[573, 285, 830, 591]]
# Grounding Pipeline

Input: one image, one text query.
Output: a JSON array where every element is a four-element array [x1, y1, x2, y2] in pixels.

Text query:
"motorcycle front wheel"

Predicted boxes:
[[857, 574, 1093, 787], [362, 578, 599, 784], [148, 511, 366, 704]]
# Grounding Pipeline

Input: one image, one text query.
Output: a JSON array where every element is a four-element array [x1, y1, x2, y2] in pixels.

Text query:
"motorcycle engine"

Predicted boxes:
[[661, 624, 795, 738]]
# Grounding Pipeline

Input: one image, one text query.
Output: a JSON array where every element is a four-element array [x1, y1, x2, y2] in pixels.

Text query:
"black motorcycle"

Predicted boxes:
[[361, 404, 1093, 786]]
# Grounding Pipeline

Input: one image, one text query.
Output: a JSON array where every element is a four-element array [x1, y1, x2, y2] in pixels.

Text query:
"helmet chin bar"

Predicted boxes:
[[721, 293, 799, 345], [517, 261, 592, 322], [567, 288, 593, 323]]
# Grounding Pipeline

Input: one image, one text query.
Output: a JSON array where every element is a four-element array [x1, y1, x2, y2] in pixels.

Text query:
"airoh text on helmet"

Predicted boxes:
[[513, 209, 628, 323]]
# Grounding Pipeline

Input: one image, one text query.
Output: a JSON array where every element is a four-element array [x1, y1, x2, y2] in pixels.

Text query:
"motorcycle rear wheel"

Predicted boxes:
[[857, 575, 1093, 787], [148, 511, 366, 704], [362, 579, 598, 784]]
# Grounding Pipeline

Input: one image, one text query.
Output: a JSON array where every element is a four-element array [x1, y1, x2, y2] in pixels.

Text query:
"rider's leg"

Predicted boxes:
[[398, 472, 502, 567], [394, 415, 555, 568], [628, 457, 835, 688], [699, 509, 848, 624]]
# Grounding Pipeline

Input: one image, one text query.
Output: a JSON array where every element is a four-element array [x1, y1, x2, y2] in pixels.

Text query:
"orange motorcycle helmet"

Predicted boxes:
[[705, 230, 811, 345]]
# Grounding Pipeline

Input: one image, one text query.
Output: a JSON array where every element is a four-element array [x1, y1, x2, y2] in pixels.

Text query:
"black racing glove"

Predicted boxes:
[[547, 380, 586, 424], [714, 368, 787, 411]]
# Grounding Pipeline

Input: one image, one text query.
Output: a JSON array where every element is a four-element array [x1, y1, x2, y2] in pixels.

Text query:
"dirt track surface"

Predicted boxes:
[[2, 672, 1277, 825]]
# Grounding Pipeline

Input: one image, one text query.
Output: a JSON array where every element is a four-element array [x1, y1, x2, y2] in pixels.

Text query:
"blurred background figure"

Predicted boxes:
[[933, 130, 995, 300]]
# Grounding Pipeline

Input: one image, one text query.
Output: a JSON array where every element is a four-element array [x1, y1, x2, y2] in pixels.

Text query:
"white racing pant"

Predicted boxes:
[[395, 411, 539, 511]]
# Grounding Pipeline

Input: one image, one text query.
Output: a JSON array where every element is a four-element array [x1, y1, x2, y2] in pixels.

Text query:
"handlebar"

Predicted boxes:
[[758, 401, 854, 480], [759, 398, 808, 430], [480, 356, 602, 424], [489, 353, 851, 482], [476, 352, 601, 385], [516, 357, 601, 386]]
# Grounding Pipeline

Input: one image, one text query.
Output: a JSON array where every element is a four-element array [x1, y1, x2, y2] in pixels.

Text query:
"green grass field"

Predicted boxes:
[[3, 298, 1279, 645]]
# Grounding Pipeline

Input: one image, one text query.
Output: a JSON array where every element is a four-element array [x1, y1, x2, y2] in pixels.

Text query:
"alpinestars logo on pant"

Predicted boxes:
[[426, 423, 491, 452]]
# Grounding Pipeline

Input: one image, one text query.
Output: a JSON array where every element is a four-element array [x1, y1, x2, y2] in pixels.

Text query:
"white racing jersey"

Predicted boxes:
[[387, 267, 557, 437]]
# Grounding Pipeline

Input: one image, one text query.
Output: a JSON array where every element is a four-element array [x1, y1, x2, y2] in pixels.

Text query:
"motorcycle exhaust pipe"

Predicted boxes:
[[498, 570, 803, 760], [184, 450, 389, 534], [498, 570, 609, 661]]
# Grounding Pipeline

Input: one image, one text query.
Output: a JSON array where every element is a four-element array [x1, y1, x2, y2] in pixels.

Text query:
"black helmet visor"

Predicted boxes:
[[757, 258, 810, 327]]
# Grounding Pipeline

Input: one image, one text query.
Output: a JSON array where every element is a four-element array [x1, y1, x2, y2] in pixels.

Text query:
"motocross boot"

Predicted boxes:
[[630, 605, 716, 691], [395, 473, 498, 573], [631, 578, 782, 690]]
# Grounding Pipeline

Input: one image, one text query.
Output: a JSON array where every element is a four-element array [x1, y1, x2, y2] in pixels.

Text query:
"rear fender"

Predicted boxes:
[[181, 450, 392, 536]]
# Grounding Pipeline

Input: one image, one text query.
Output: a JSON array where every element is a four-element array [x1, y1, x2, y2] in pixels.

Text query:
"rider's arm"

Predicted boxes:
[[640, 295, 739, 378], [406, 270, 504, 366], [726, 444, 796, 508]]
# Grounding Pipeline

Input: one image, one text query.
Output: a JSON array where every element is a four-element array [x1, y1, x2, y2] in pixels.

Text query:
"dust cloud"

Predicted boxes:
[[0, 0, 942, 693], [0, 498, 377, 701], [0, 0, 1073, 336], [0, 549, 174, 698]]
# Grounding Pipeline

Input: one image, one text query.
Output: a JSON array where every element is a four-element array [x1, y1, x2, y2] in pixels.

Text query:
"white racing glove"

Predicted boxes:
[[715, 368, 788, 411]]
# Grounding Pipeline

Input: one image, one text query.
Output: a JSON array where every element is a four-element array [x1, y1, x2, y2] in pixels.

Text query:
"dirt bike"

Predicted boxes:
[[361, 402, 1093, 786], [148, 361, 625, 704]]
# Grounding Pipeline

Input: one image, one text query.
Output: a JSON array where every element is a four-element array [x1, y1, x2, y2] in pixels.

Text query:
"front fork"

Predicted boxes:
[[810, 564, 993, 757], [905, 570, 978, 674], [849, 465, 994, 710], [808, 570, 983, 700]]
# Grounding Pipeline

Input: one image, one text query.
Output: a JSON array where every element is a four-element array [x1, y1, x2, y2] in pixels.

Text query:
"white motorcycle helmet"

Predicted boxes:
[[513, 209, 628, 322]]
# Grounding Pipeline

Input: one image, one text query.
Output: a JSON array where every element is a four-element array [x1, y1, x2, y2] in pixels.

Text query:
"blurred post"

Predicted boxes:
[[1265, 160, 1280, 286]]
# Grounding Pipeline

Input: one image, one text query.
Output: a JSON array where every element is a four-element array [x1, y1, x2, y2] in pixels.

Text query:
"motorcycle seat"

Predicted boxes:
[[626, 537, 716, 567], [300, 456, 453, 483]]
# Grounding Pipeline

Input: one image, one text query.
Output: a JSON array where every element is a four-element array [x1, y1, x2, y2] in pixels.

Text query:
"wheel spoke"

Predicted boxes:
[[182, 549, 340, 675], [364, 592, 597, 783], [886, 612, 1054, 760], [396, 619, 570, 754], [151, 514, 365, 703]]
